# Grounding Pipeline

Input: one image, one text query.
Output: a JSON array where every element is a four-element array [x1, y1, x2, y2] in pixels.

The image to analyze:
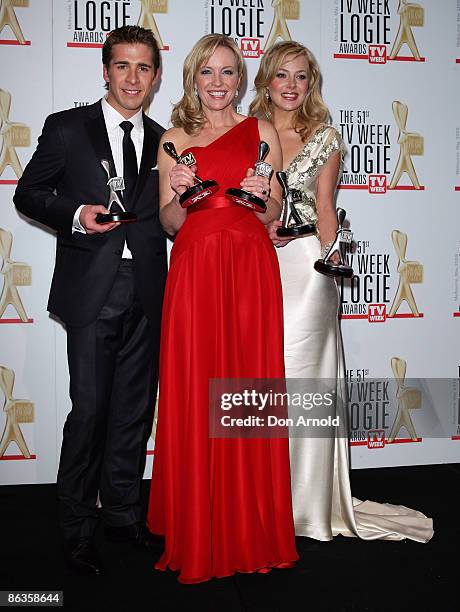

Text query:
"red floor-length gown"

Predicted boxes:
[[147, 117, 298, 583]]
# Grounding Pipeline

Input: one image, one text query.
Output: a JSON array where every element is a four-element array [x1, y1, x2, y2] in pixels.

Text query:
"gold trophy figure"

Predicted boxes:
[[0, 89, 30, 179], [0, 0, 28, 45], [150, 394, 159, 444], [0, 365, 34, 458], [387, 357, 420, 443], [389, 0, 424, 61], [389, 101, 423, 190], [137, 0, 166, 49], [388, 230, 422, 317], [264, 0, 299, 51], [0, 227, 31, 321]]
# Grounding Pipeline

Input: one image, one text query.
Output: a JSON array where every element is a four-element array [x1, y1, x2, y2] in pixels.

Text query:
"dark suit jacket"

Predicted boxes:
[[14, 101, 167, 328]]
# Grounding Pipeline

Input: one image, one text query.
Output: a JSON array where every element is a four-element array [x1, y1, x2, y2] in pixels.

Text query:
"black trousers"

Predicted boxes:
[[57, 261, 159, 544]]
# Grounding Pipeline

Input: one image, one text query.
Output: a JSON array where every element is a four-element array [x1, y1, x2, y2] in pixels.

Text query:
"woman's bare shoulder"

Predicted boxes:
[[160, 126, 186, 146], [256, 118, 278, 140]]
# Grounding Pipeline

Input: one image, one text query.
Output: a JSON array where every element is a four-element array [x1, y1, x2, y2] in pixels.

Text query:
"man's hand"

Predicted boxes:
[[79, 205, 120, 234]]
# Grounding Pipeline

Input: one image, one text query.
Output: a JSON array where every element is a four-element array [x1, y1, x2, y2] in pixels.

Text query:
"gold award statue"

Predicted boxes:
[[388, 230, 423, 317], [0, 0, 28, 44], [0, 365, 34, 458], [150, 394, 159, 445], [137, 0, 167, 49], [0, 227, 31, 321], [389, 0, 424, 61], [0, 89, 30, 180], [388, 357, 420, 443], [389, 100, 423, 190], [264, 0, 299, 51]]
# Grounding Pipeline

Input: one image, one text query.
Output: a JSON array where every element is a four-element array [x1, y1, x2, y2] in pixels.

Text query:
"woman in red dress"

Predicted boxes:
[[147, 34, 298, 584]]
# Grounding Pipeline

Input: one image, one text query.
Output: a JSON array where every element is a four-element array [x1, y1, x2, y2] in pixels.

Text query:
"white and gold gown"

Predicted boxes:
[[277, 125, 433, 543]]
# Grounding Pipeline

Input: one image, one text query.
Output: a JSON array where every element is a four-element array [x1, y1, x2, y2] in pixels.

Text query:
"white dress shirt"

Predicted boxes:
[[72, 97, 144, 259]]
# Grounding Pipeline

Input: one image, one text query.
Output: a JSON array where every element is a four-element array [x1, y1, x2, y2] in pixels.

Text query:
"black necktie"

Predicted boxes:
[[120, 121, 138, 209]]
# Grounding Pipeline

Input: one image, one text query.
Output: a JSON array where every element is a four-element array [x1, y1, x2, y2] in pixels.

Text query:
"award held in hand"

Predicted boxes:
[[163, 141, 219, 208], [225, 141, 272, 213], [314, 208, 353, 278], [96, 160, 137, 224], [276, 171, 316, 238]]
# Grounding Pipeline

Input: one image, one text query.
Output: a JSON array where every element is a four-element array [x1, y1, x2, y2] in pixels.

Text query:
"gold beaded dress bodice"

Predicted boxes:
[[284, 125, 344, 230]]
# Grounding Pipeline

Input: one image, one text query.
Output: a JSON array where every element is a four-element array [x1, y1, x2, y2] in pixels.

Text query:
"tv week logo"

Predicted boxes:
[[368, 175, 387, 194], [368, 45, 387, 64], [240, 38, 261, 58], [368, 304, 387, 323], [367, 430, 385, 448]]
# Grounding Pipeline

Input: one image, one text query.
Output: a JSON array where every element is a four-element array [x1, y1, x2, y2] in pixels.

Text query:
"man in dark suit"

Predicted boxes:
[[14, 26, 166, 575]]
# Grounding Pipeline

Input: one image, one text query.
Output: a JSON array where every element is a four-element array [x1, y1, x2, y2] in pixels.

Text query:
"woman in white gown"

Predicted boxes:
[[250, 41, 433, 543]]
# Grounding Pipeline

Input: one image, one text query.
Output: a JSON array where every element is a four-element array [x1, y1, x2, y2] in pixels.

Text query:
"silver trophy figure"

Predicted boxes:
[[162, 142, 219, 208], [276, 171, 316, 238], [96, 159, 137, 224], [225, 141, 272, 213], [314, 208, 353, 278]]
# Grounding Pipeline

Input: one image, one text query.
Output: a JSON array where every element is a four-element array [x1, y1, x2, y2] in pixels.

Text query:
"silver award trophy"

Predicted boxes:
[[276, 171, 316, 238], [96, 160, 137, 224], [314, 208, 353, 278], [163, 142, 219, 208], [225, 141, 272, 213]]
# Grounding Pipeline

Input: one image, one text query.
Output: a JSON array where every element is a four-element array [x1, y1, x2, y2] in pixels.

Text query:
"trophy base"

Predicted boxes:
[[96, 211, 137, 224], [314, 259, 353, 278], [179, 180, 219, 208], [225, 188, 267, 213], [277, 223, 316, 238]]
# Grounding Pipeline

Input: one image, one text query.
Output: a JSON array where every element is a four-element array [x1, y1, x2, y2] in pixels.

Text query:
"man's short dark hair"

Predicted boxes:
[[103, 25, 161, 72]]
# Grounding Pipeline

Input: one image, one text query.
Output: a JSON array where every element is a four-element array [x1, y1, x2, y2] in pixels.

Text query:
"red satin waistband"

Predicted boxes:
[[188, 195, 238, 214]]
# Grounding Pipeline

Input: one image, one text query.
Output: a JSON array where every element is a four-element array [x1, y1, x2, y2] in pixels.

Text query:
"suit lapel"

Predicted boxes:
[[132, 114, 159, 207]]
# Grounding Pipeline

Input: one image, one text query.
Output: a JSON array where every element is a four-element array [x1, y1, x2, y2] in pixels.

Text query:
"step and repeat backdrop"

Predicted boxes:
[[1, 0, 459, 484]]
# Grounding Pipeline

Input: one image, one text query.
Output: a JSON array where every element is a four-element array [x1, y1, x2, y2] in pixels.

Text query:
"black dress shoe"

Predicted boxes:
[[65, 537, 102, 576], [105, 523, 163, 553]]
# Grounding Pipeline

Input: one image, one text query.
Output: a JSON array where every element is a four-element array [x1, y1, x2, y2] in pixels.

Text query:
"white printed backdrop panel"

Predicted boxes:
[[0, 0, 458, 484], [0, 0, 57, 485]]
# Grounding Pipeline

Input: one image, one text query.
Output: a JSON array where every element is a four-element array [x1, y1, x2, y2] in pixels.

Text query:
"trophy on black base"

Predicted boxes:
[[276, 171, 316, 238], [225, 141, 272, 213], [314, 208, 353, 278], [163, 142, 219, 208], [96, 160, 137, 224]]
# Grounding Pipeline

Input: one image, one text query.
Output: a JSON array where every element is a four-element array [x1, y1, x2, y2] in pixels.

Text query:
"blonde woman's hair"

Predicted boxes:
[[249, 41, 330, 142], [171, 34, 245, 135]]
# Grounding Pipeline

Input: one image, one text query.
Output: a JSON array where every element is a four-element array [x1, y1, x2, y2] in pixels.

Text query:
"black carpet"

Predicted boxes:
[[1, 464, 458, 611]]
